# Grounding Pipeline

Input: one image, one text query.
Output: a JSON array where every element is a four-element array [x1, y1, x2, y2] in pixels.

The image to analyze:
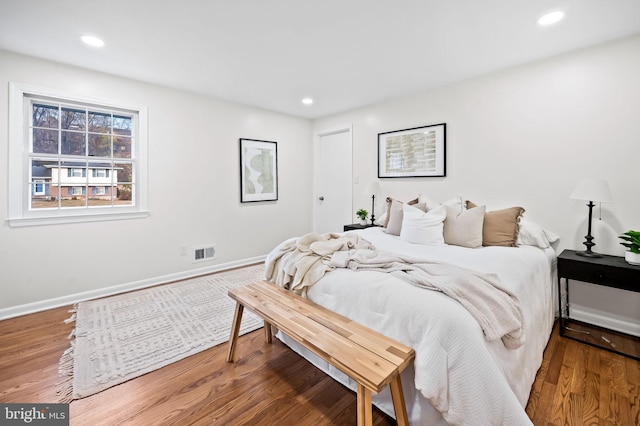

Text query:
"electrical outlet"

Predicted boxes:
[[179, 245, 188, 256]]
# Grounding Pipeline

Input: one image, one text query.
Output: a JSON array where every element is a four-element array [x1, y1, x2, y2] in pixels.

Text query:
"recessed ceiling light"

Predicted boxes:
[[537, 11, 565, 26], [81, 35, 105, 47], [302, 97, 313, 105]]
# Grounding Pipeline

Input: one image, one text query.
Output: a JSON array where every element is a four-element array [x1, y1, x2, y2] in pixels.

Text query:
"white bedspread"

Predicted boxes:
[[272, 227, 557, 425]]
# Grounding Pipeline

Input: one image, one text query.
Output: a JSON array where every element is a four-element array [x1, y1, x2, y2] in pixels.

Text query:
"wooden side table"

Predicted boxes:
[[557, 249, 640, 360]]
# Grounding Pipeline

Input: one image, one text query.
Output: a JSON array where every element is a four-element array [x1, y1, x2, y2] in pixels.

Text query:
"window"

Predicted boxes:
[[8, 82, 148, 226]]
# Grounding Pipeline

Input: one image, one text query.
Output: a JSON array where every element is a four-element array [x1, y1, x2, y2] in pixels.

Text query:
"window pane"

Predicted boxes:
[[113, 115, 132, 136], [88, 185, 112, 207], [61, 107, 86, 130], [32, 104, 59, 128], [61, 186, 86, 208], [113, 136, 131, 158], [89, 134, 111, 157], [61, 131, 86, 155], [33, 129, 58, 154], [116, 184, 133, 205], [114, 162, 133, 183], [115, 162, 134, 206], [31, 159, 58, 209], [88, 112, 111, 133]]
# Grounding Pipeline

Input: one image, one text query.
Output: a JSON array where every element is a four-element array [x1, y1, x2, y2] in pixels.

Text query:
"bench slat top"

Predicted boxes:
[[229, 281, 415, 393]]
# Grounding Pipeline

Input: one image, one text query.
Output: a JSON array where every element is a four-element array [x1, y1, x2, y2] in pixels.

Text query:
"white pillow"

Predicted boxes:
[[375, 211, 387, 226], [418, 194, 465, 215], [517, 219, 560, 248], [400, 204, 446, 245], [384, 198, 427, 235], [417, 194, 439, 211]]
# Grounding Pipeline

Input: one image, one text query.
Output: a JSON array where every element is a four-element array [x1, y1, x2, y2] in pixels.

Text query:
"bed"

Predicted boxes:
[[265, 198, 558, 425]]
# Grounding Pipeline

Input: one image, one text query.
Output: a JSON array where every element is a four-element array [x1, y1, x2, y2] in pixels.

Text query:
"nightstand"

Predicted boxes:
[[557, 249, 640, 360], [343, 223, 380, 232]]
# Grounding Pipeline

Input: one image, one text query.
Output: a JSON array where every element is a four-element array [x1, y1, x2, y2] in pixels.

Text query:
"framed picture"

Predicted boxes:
[[378, 123, 446, 178], [239, 138, 278, 203]]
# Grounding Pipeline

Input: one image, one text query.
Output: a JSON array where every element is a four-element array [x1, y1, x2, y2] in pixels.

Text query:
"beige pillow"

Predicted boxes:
[[467, 201, 524, 247], [443, 204, 485, 248]]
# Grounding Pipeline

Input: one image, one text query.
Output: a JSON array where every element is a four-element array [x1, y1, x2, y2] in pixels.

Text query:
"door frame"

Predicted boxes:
[[313, 125, 353, 232]]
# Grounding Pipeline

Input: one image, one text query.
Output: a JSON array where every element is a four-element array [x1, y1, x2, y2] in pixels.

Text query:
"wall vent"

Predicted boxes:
[[194, 245, 216, 262]]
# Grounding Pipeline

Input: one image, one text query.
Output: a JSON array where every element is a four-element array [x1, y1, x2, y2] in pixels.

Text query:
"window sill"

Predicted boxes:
[[7, 210, 150, 227]]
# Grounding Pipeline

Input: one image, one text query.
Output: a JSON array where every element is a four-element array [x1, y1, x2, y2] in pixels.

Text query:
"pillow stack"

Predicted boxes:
[[378, 194, 557, 249]]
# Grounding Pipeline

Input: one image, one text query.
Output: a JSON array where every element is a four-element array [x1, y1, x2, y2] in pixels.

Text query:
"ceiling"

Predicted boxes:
[[1, 1, 640, 119]]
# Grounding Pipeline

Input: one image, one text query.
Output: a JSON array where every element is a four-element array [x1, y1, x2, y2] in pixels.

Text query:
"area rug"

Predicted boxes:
[[58, 264, 264, 402]]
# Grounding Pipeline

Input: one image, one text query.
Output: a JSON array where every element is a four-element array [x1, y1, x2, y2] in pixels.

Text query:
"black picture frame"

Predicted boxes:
[[239, 138, 278, 202], [378, 123, 446, 178]]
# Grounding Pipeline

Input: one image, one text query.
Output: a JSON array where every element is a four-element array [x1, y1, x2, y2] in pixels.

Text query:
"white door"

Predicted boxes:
[[315, 128, 352, 233]]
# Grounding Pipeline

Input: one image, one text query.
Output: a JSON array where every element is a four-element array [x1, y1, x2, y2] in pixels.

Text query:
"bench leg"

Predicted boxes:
[[356, 384, 373, 426], [264, 321, 273, 343], [226, 302, 244, 362], [390, 375, 409, 426]]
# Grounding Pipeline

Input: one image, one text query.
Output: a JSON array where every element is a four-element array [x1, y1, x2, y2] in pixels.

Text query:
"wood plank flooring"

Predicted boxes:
[[1, 305, 638, 425]]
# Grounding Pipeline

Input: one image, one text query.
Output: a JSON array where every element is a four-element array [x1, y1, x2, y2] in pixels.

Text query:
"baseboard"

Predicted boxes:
[[570, 304, 640, 337], [0, 255, 266, 321]]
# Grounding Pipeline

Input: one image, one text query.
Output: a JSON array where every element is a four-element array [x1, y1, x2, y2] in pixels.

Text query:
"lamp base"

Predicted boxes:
[[575, 250, 603, 258]]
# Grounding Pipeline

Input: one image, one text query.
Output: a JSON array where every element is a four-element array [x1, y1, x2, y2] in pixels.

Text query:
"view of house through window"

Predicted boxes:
[[29, 99, 135, 210]]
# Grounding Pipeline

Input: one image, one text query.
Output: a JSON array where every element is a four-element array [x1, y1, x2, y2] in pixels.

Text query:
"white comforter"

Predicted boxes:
[[273, 227, 557, 425]]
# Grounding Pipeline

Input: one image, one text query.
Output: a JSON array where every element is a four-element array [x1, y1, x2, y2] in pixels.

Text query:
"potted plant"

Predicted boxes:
[[619, 230, 640, 265], [356, 208, 368, 225]]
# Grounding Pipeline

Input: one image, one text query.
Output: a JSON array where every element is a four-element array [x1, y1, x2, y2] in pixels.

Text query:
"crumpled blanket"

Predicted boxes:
[[265, 232, 524, 349], [264, 232, 374, 296]]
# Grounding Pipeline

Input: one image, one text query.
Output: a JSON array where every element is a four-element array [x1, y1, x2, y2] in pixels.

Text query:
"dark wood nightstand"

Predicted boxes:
[[343, 223, 380, 232], [557, 249, 640, 360]]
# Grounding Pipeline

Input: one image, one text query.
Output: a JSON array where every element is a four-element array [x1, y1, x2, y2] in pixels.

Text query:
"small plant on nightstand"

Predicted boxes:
[[619, 230, 640, 265], [356, 208, 368, 225]]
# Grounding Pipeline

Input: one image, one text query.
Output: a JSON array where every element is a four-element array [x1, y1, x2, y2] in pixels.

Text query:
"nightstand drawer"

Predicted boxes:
[[558, 251, 640, 292], [559, 259, 633, 289]]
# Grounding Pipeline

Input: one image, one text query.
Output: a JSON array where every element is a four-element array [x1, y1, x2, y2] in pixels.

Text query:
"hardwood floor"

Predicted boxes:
[[1, 305, 638, 425]]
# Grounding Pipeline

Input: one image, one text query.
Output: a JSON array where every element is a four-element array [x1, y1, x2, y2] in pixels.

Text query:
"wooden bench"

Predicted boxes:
[[226, 280, 415, 426]]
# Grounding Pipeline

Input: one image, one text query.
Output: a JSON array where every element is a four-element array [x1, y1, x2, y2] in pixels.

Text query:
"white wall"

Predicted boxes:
[[313, 35, 640, 329], [0, 50, 313, 314]]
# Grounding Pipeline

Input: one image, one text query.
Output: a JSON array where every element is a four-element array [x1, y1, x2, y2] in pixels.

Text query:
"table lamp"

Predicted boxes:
[[364, 181, 381, 225], [570, 178, 613, 257]]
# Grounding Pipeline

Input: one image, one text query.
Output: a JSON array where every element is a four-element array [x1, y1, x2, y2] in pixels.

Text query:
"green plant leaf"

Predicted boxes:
[[619, 229, 640, 251]]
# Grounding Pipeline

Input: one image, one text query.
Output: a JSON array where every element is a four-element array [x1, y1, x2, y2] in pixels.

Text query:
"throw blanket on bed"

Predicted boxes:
[[265, 233, 524, 349], [329, 249, 524, 349], [264, 232, 374, 296]]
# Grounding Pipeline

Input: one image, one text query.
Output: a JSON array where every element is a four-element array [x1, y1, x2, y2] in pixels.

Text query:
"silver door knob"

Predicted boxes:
[[318, 196, 324, 201]]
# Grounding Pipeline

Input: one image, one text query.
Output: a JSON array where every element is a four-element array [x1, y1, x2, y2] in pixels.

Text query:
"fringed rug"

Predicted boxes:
[[58, 264, 264, 402]]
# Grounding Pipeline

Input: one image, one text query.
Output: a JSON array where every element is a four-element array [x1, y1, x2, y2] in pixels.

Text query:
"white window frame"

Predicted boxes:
[[8, 82, 149, 227]]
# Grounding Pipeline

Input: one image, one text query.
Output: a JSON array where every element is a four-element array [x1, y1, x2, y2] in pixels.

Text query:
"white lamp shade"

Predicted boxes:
[[570, 178, 613, 203], [364, 181, 381, 196]]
